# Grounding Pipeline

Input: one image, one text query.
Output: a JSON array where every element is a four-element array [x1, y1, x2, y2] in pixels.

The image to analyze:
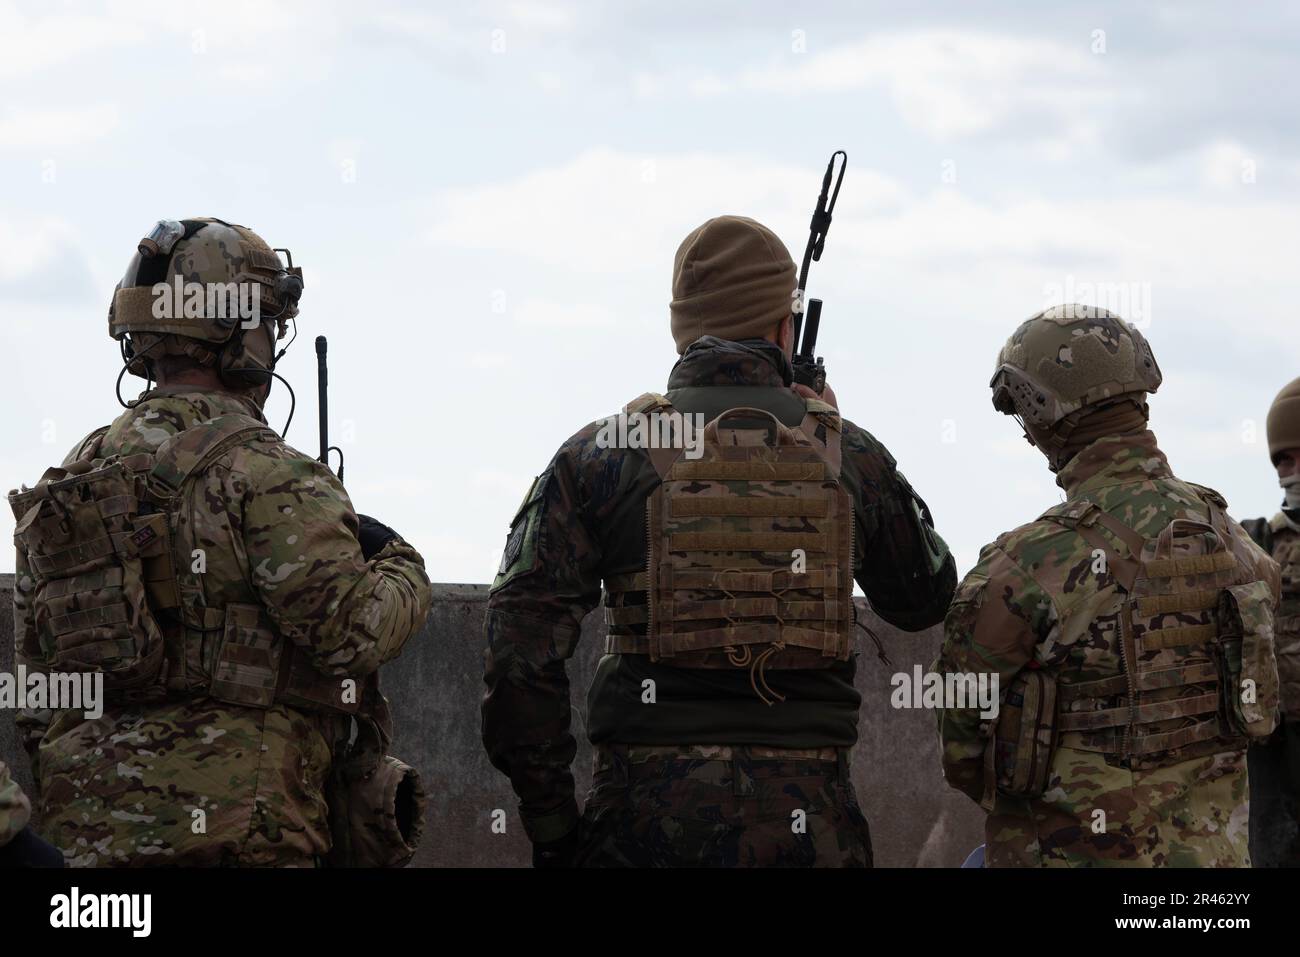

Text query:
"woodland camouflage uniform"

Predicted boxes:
[[484, 216, 955, 867]]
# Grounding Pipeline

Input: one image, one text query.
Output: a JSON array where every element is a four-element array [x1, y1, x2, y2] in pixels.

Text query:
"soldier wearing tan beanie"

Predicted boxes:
[[669, 215, 798, 354], [486, 209, 956, 869]]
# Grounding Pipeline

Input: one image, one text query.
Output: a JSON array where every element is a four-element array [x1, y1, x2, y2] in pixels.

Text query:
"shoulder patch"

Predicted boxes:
[[896, 473, 950, 574], [492, 467, 553, 592]]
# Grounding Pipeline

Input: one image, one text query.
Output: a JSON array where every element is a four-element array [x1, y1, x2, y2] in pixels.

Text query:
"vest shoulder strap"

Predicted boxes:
[[1186, 482, 1229, 510], [621, 393, 686, 481], [624, 392, 672, 415], [796, 397, 843, 479], [150, 413, 278, 496], [1040, 499, 1144, 592], [65, 426, 110, 467]]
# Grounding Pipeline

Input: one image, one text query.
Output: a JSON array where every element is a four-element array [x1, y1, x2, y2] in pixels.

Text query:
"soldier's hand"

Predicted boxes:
[[531, 824, 581, 868], [356, 514, 401, 561], [793, 380, 838, 410]]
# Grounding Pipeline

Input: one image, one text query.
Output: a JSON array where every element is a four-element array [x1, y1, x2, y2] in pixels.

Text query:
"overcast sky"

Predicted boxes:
[[2, 0, 1299, 586]]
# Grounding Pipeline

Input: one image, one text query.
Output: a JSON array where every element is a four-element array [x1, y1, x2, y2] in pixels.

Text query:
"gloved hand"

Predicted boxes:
[[532, 824, 581, 869], [356, 514, 400, 561], [0, 827, 65, 868]]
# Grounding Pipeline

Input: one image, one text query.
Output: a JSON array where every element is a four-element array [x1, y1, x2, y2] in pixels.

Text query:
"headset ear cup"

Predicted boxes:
[[275, 272, 303, 309]]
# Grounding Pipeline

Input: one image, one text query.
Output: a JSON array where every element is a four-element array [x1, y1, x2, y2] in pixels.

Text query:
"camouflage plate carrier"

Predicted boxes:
[[9, 413, 361, 715], [988, 487, 1281, 803], [602, 392, 854, 705]]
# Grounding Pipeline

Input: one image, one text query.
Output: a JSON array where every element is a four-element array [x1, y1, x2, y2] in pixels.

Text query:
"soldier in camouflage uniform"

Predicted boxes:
[[936, 305, 1281, 867], [1241, 376, 1300, 866], [10, 218, 432, 866], [483, 215, 955, 867]]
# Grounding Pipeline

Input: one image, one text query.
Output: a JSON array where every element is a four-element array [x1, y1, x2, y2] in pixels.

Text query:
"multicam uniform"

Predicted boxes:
[[936, 306, 1281, 868], [13, 387, 432, 866], [483, 338, 955, 866], [936, 434, 1279, 866]]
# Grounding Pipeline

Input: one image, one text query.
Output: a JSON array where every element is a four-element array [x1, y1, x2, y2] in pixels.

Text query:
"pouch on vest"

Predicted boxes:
[[1049, 496, 1269, 767], [208, 603, 286, 708], [1216, 580, 1280, 739], [9, 455, 166, 691], [326, 699, 426, 867], [982, 668, 1058, 809]]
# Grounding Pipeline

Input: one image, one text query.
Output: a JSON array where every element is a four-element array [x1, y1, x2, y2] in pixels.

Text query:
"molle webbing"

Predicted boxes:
[[669, 461, 826, 482], [605, 395, 855, 703], [10, 410, 361, 715], [1046, 497, 1253, 760], [671, 496, 829, 517]]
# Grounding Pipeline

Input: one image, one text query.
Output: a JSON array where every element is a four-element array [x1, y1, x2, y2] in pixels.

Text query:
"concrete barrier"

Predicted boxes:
[[2, 575, 983, 866]]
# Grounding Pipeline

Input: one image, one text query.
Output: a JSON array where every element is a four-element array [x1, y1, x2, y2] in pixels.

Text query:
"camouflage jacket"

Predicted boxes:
[[484, 337, 956, 845], [1243, 512, 1300, 718], [13, 386, 432, 866], [935, 431, 1280, 867], [0, 760, 31, 849]]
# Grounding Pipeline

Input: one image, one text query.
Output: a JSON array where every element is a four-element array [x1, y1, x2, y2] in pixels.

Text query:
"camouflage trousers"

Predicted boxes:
[[575, 744, 873, 868], [1248, 719, 1300, 867]]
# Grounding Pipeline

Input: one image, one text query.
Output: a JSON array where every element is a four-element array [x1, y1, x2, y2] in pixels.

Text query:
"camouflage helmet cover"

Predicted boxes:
[[990, 304, 1162, 427], [1266, 375, 1300, 464], [109, 217, 303, 379]]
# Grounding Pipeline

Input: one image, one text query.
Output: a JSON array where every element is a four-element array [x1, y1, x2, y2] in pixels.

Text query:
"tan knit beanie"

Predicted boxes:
[[669, 215, 797, 354], [1268, 376, 1300, 465]]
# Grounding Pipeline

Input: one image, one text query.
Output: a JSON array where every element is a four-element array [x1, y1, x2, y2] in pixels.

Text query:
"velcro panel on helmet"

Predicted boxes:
[[110, 285, 206, 339]]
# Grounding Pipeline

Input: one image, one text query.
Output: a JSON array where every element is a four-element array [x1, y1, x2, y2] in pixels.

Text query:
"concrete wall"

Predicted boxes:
[[1, 575, 983, 867]]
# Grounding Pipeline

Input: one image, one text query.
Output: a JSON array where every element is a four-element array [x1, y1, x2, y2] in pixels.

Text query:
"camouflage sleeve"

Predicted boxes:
[[933, 544, 1055, 804], [482, 439, 604, 847], [242, 448, 433, 677], [842, 424, 956, 630]]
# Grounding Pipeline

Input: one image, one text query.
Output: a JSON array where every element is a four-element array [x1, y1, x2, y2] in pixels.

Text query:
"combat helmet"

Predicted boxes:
[[108, 217, 304, 387], [990, 304, 1162, 428], [1266, 376, 1300, 465]]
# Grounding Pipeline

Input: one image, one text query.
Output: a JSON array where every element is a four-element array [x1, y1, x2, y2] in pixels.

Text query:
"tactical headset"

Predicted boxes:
[[110, 218, 305, 419]]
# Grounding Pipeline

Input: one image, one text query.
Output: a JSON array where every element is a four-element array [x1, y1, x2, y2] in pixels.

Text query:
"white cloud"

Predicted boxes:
[[507, 1, 576, 31], [0, 104, 120, 148], [513, 298, 614, 328], [0, 2, 143, 77], [1199, 140, 1259, 190], [0, 217, 86, 284], [633, 30, 1113, 145], [426, 148, 906, 274]]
